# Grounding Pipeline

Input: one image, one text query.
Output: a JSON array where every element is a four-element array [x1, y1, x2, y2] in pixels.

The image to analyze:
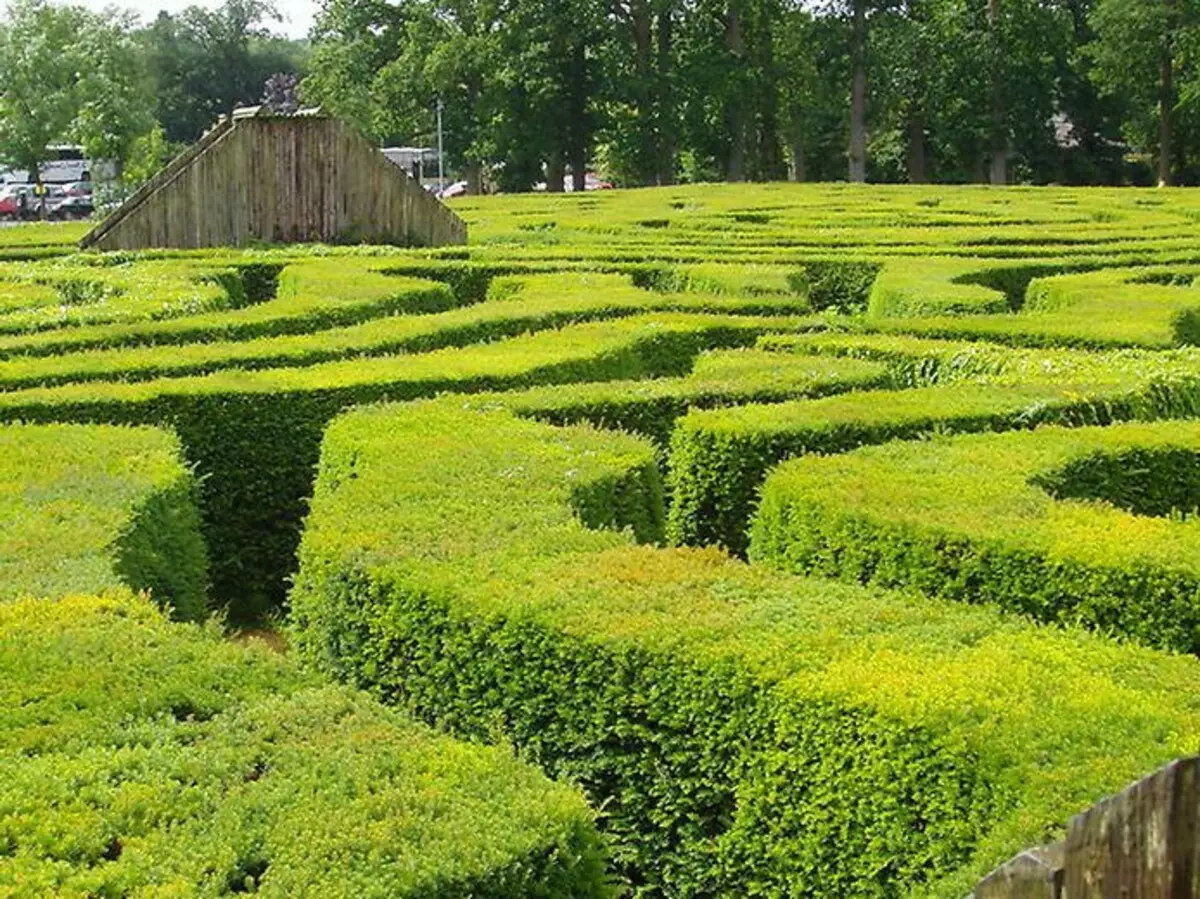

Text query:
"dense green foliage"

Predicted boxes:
[[0, 420, 609, 897], [5, 185, 1200, 894], [751, 421, 1200, 653], [10, 0, 1200, 195], [289, 397, 1200, 898], [0, 421, 207, 618], [0, 592, 609, 898], [299, 0, 1200, 187]]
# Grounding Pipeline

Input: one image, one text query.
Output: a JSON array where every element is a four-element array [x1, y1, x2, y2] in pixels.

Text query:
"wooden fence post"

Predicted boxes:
[[968, 757, 1200, 898], [971, 844, 1064, 899]]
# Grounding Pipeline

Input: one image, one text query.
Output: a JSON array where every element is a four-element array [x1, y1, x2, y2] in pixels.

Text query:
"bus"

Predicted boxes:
[[0, 145, 113, 186]]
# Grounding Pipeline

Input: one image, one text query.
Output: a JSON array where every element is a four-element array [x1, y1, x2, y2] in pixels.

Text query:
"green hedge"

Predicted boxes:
[[0, 271, 820, 391], [862, 265, 1200, 350], [0, 256, 454, 359], [750, 420, 1200, 653], [0, 592, 609, 898], [0, 421, 207, 619], [288, 397, 1200, 899], [666, 336, 1200, 554], [507, 347, 890, 447], [0, 313, 790, 619]]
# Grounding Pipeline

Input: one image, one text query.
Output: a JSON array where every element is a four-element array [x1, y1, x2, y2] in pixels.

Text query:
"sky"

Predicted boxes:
[[68, 0, 320, 38]]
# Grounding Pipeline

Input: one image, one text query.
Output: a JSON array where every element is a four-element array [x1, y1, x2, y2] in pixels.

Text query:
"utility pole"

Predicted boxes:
[[437, 98, 445, 192]]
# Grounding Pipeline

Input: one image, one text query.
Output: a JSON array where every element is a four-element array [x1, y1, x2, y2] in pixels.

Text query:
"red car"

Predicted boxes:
[[0, 186, 32, 219]]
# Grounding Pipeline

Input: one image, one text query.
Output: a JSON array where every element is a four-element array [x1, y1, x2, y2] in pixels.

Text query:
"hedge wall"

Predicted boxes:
[[0, 421, 207, 619], [288, 398, 1200, 899], [0, 313, 796, 619], [0, 592, 610, 898], [0, 271, 820, 392], [666, 336, 1200, 554], [751, 420, 1200, 653]]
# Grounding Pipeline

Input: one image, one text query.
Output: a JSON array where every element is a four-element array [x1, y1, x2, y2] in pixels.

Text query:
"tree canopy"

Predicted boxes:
[[1, 0, 1199, 188]]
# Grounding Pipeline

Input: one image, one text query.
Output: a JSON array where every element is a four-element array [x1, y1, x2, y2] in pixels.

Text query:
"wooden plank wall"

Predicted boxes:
[[81, 116, 466, 251], [970, 757, 1200, 898]]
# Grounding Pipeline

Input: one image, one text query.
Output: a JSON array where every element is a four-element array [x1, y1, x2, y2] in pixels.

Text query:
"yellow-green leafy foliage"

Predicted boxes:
[[5, 183, 1200, 896], [0, 421, 207, 618], [289, 398, 1200, 899], [0, 593, 609, 898], [752, 421, 1200, 652]]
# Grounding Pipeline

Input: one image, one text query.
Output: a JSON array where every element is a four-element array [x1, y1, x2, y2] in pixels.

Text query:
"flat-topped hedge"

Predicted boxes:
[[865, 265, 1200, 349], [0, 256, 453, 358], [0, 312, 802, 618], [0, 271, 819, 391], [751, 420, 1200, 652], [288, 397, 1200, 899], [0, 421, 207, 619], [0, 592, 609, 898], [666, 337, 1200, 554]]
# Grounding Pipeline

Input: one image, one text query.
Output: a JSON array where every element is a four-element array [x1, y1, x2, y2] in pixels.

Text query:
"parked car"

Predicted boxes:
[[437, 180, 468, 199], [49, 193, 93, 220], [0, 185, 33, 220], [61, 181, 93, 199]]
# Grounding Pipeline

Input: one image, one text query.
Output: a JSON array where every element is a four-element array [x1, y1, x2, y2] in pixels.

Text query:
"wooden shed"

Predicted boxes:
[[80, 108, 467, 251]]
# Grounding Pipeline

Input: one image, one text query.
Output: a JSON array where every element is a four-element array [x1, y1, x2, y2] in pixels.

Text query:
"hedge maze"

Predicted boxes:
[[7, 184, 1200, 896]]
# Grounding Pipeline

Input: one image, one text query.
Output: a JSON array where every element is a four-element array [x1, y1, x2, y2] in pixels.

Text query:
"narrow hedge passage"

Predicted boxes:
[[0, 422, 610, 898]]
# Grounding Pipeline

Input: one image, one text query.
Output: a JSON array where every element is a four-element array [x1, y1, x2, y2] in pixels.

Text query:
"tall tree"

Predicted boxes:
[[1091, 0, 1199, 185], [0, 0, 154, 179], [143, 0, 305, 144]]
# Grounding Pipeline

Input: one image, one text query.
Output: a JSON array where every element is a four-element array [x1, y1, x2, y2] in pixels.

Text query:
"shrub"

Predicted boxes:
[[0, 421, 207, 619], [0, 592, 610, 898], [666, 336, 1200, 554], [751, 421, 1200, 653], [0, 313, 786, 618], [288, 398, 1200, 899]]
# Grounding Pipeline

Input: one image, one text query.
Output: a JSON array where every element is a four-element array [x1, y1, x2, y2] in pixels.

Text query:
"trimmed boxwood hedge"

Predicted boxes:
[[288, 398, 1200, 899], [0, 271, 820, 392], [666, 336, 1200, 554], [0, 592, 610, 898], [863, 265, 1200, 350], [0, 313, 796, 618], [0, 256, 454, 359], [506, 347, 891, 447], [0, 421, 207, 619], [750, 420, 1200, 653]]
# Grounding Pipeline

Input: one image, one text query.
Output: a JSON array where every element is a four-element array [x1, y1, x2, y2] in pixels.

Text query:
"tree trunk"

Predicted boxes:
[[790, 137, 806, 182], [1158, 42, 1175, 187], [726, 5, 747, 182], [987, 0, 1007, 185], [465, 78, 484, 194], [546, 150, 565, 192], [655, 6, 677, 184], [466, 160, 484, 195], [631, 0, 655, 185], [571, 149, 587, 191], [907, 106, 927, 183], [848, 0, 868, 183], [758, 10, 783, 180], [569, 41, 588, 192]]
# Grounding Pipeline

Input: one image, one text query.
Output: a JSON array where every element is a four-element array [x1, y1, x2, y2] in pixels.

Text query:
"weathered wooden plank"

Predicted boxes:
[[971, 844, 1064, 899], [80, 114, 466, 250], [1062, 757, 1200, 898], [969, 758, 1200, 899]]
